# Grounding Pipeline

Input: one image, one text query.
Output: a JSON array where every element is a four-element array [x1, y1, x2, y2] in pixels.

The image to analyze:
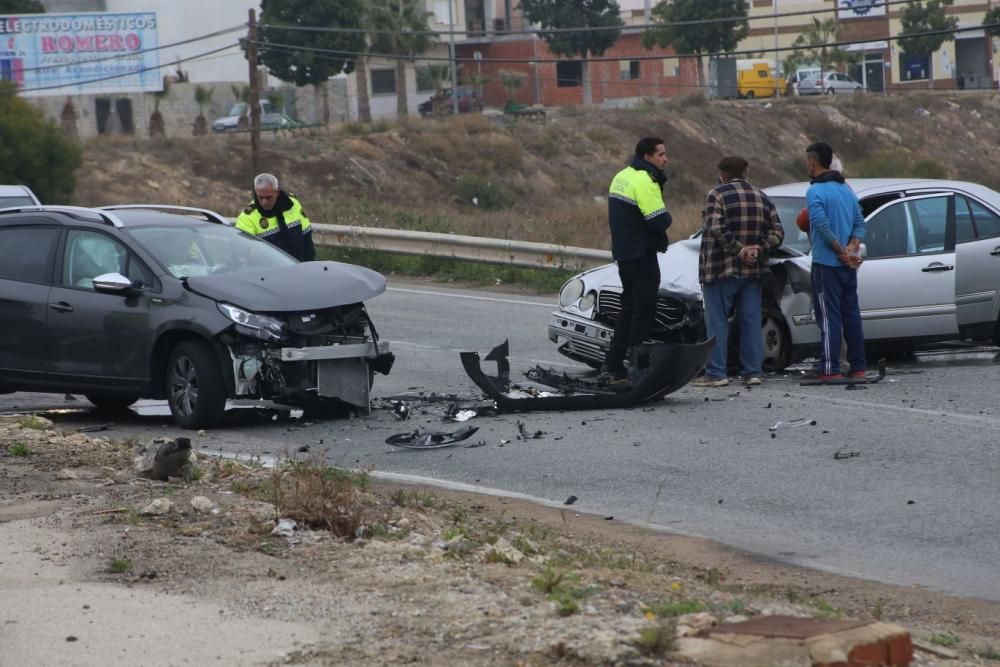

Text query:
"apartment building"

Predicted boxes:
[[743, 0, 996, 92]]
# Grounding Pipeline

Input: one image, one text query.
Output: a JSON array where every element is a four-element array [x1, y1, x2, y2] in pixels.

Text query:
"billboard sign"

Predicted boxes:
[[838, 0, 886, 19], [0, 12, 160, 97]]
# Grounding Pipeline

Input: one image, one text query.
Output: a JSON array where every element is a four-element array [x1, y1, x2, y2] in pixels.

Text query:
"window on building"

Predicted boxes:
[[371, 69, 396, 95], [899, 53, 930, 81], [556, 61, 582, 87], [619, 60, 640, 80]]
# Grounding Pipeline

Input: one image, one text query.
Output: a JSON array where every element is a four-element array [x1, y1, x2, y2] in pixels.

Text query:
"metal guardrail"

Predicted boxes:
[[310, 223, 612, 270]]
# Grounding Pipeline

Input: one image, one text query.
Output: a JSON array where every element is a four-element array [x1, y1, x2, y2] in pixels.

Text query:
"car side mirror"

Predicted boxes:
[[92, 272, 137, 294]]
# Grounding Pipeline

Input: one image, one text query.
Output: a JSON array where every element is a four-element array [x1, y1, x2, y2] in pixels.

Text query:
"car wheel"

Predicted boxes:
[[761, 306, 792, 372], [86, 395, 139, 411], [745, 91, 755, 99], [166, 340, 226, 429]]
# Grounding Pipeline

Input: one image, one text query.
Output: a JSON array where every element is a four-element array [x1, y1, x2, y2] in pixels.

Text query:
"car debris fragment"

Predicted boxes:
[[460, 339, 712, 413], [768, 418, 816, 431], [834, 449, 861, 460], [385, 425, 480, 449]]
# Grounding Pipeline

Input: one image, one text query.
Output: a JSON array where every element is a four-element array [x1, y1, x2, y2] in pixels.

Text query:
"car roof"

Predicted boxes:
[[0, 204, 230, 229], [0, 184, 39, 200], [763, 178, 1000, 202]]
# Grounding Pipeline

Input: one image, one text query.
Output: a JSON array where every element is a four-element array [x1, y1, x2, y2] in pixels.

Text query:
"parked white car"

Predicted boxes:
[[549, 179, 1000, 371], [0, 184, 41, 208], [798, 71, 864, 96]]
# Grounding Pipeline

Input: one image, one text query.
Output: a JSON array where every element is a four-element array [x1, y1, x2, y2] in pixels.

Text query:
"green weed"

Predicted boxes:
[[7, 442, 31, 457], [812, 598, 841, 620], [16, 415, 48, 430], [650, 599, 706, 617], [930, 632, 960, 648], [633, 622, 676, 656], [107, 557, 131, 574], [976, 645, 1000, 661]]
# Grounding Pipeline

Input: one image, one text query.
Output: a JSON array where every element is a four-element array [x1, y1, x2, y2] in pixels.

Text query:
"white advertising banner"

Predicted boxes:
[[0, 12, 160, 97], [837, 0, 886, 19]]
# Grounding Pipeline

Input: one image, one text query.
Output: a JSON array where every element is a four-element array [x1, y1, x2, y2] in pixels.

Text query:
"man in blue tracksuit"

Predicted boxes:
[[805, 142, 866, 380]]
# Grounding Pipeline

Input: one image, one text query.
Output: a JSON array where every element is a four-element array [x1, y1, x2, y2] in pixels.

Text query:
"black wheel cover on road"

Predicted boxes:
[[86, 395, 139, 411]]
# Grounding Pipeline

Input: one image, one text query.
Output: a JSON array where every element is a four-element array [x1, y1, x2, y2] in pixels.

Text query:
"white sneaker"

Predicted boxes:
[[691, 376, 729, 388], [745, 377, 762, 386]]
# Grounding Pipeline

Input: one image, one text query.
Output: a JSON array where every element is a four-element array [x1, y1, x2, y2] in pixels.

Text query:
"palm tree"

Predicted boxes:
[[417, 63, 452, 115], [230, 84, 251, 130], [192, 84, 214, 136], [148, 77, 171, 138], [369, 0, 437, 117], [785, 18, 858, 91]]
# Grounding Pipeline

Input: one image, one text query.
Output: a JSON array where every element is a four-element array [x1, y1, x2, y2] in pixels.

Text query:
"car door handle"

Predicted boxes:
[[49, 302, 74, 313], [921, 264, 954, 273], [990, 247, 1000, 256]]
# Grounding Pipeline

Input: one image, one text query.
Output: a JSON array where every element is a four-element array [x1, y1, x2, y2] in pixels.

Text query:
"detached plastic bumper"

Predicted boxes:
[[460, 338, 714, 413]]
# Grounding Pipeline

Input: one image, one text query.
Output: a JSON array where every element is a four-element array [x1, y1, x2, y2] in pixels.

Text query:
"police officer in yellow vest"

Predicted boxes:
[[236, 173, 316, 261]]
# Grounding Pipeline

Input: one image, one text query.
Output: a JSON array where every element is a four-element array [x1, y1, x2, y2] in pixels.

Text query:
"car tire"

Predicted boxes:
[[761, 305, 792, 372], [166, 340, 226, 430], [745, 91, 755, 99], [826, 88, 835, 96], [86, 395, 139, 411]]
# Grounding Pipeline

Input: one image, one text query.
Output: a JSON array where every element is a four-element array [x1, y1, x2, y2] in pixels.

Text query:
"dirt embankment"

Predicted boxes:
[[2, 416, 1000, 666], [75, 92, 1000, 249]]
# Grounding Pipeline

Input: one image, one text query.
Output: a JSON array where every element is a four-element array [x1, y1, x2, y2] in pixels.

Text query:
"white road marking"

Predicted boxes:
[[782, 391, 1000, 429], [387, 286, 554, 308]]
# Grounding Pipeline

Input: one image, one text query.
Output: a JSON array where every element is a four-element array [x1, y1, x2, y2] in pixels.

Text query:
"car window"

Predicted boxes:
[[909, 197, 948, 253], [129, 223, 298, 278], [955, 196, 977, 243], [0, 226, 58, 283], [966, 197, 1000, 239], [768, 196, 810, 253], [0, 196, 37, 208], [865, 201, 912, 258], [62, 230, 134, 289]]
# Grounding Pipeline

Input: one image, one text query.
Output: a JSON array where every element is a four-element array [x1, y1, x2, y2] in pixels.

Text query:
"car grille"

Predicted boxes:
[[596, 290, 692, 331]]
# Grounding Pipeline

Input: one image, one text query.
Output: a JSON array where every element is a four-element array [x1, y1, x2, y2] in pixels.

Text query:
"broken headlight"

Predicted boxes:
[[218, 303, 285, 342]]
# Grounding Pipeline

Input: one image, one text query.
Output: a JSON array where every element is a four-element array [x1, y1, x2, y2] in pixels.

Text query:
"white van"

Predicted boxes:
[[789, 67, 821, 96]]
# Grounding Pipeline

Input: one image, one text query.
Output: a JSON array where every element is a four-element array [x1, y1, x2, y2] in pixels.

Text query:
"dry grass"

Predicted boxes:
[[268, 459, 369, 538]]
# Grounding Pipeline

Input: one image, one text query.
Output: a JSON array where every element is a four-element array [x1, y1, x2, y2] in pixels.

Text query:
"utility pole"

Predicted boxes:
[[773, 0, 779, 96], [448, 0, 459, 113], [247, 9, 261, 175]]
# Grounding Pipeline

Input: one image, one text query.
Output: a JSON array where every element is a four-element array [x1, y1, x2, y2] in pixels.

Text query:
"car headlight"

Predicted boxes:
[[559, 278, 584, 307], [579, 290, 597, 312], [218, 303, 285, 342]]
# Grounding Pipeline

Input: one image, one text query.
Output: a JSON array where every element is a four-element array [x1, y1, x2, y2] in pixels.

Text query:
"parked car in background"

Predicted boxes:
[[0, 205, 394, 428], [788, 66, 821, 96], [798, 71, 864, 96], [418, 86, 483, 116], [737, 60, 785, 99], [212, 100, 295, 133], [549, 179, 1000, 372], [0, 184, 41, 208]]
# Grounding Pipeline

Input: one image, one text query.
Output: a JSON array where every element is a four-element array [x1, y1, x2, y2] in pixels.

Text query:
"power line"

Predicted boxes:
[[252, 22, 998, 67], [7, 24, 246, 75], [259, 0, 923, 38], [3, 42, 242, 94]]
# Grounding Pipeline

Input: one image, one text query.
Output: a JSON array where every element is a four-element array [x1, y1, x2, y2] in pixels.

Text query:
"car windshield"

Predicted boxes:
[[769, 196, 810, 253], [129, 223, 298, 278], [227, 102, 247, 116], [0, 195, 37, 208]]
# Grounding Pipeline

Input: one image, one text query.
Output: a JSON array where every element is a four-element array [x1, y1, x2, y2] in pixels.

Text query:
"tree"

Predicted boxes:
[[898, 0, 958, 86], [783, 17, 858, 87], [257, 0, 365, 123], [0, 0, 45, 12], [498, 68, 527, 110], [518, 0, 623, 106], [147, 77, 170, 138], [417, 63, 452, 115], [0, 81, 81, 202], [369, 0, 437, 117], [984, 6, 1000, 38], [644, 0, 748, 91], [192, 85, 214, 136]]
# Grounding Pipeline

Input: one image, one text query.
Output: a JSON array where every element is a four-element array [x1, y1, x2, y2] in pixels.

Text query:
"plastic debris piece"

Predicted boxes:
[[833, 449, 861, 460], [564, 495, 578, 506], [450, 409, 478, 422], [768, 418, 816, 431], [390, 401, 411, 421], [272, 518, 297, 537], [385, 426, 480, 450]]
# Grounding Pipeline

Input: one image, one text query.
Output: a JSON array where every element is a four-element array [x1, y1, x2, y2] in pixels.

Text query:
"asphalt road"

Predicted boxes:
[[5, 281, 1000, 601]]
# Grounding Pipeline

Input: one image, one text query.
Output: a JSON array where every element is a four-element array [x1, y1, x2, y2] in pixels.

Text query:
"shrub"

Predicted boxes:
[[0, 81, 81, 202], [852, 151, 947, 179], [454, 174, 513, 210]]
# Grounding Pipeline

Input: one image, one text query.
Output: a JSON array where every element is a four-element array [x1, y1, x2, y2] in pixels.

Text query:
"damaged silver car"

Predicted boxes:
[[550, 178, 1000, 371], [0, 205, 393, 428]]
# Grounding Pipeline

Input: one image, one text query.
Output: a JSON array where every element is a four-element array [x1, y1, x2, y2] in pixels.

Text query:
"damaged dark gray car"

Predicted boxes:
[[0, 205, 393, 428]]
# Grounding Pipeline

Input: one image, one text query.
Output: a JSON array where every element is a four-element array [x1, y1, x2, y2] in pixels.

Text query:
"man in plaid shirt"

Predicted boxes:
[[693, 156, 784, 387]]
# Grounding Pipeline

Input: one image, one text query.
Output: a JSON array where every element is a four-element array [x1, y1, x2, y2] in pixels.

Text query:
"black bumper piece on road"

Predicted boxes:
[[460, 338, 714, 413]]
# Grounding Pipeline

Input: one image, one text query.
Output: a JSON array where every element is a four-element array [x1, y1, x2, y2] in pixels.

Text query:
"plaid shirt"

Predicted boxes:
[[698, 178, 784, 283]]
